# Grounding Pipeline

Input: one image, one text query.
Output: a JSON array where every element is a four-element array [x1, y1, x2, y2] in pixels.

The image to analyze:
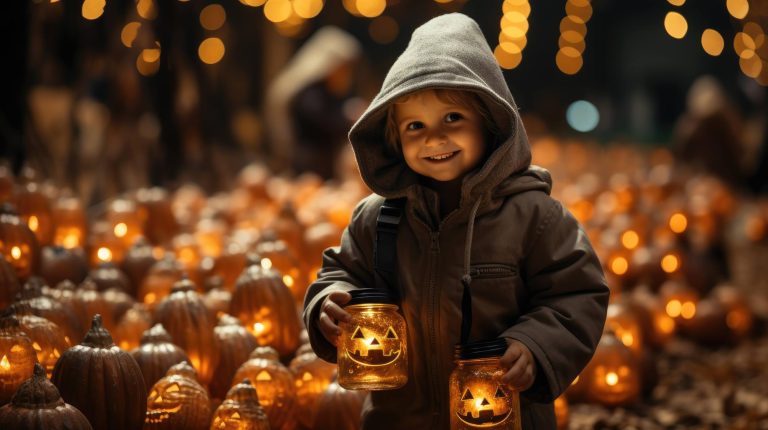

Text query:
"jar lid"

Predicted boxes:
[[454, 338, 507, 360], [345, 289, 399, 306]]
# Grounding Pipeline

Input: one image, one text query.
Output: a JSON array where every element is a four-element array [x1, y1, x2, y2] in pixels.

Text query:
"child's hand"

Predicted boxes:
[[499, 339, 537, 392], [318, 291, 352, 346]]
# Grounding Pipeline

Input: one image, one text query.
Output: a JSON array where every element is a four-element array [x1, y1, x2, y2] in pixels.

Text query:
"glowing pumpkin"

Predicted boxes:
[[210, 378, 270, 430], [0, 316, 37, 405], [145, 362, 211, 430]]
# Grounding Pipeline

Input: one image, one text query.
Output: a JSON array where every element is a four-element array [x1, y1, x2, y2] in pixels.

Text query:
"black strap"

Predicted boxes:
[[374, 198, 406, 297], [460, 275, 473, 345]]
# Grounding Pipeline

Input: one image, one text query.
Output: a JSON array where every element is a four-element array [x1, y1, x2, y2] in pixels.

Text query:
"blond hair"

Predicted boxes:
[[384, 88, 500, 156]]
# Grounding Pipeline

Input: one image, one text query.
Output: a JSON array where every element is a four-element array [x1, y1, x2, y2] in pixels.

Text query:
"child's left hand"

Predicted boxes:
[[499, 339, 537, 392]]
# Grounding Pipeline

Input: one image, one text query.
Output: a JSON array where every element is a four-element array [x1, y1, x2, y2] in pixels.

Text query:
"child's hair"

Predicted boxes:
[[384, 88, 501, 156]]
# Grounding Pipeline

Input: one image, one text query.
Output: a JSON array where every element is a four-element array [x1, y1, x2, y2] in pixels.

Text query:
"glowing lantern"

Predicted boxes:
[[52, 196, 87, 249], [0, 316, 37, 405], [138, 255, 184, 309], [231, 346, 297, 430], [144, 362, 211, 430], [290, 350, 336, 428], [0, 363, 93, 430], [39, 246, 89, 287], [681, 285, 754, 345], [605, 302, 643, 357], [105, 199, 144, 249], [209, 314, 258, 401], [449, 339, 521, 430], [130, 324, 189, 389], [0, 205, 41, 281], [13, 182, 54, 246], [136, 187, 180, 246], [87, 220, 126, 267], [254, 239, 306, 305], [626, 286, 675, 348], [210, 379, 270, 429], [112, 304, 152, 351], [230, 256, 302, 357], [8, 303, 70, 378], [581, 331, 640, 407], [659, 280, 699, 323]]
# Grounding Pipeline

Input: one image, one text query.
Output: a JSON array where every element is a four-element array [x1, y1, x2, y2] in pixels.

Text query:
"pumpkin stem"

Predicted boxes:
[[170, 276, 196, 293], [141, 323, 173, 344], [32, 362, 46, 379], [81, 314, 116, 348]]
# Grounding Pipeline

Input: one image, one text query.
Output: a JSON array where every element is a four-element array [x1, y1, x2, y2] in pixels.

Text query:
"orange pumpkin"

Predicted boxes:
[[202, 281, 232, 321], [120, 238, 159, 291], [113, 304, 152, 351], [290, 350, 337, 428], [105, 198, 144, 249], [14, 279, 82, 344], [51, 195, 87, 249], [87, 220, 126, 267], [136, 188, 180, 246], [153, 278, 219, 386], [210, 378, 270, 430], [209, 314, 259, 400], [131, 324, 189, 392], [581, 331, 640, 407], [87, 263, 131, 294], [313, 380, 367, 430], [39, 246, 88, 287], [0, 205, 41, 281], [74, 280, 114, 332], [212, 242, 248, 291], [13, 181, 54, 246], [6, 303, 70, 378], [0, 316, 37, 405], [139, 255, 184, 309], [0, 257, 20, 310], [255, 239, 307, 306], [144, 361, 211, 430]]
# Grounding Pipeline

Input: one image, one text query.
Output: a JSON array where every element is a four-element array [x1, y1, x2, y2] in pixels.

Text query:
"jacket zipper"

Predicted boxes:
[[427, 230, 441, 427], [469, 264, 516, 279]]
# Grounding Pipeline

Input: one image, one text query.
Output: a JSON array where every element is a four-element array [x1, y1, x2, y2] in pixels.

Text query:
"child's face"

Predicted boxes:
[[394, 90, 486, 182]]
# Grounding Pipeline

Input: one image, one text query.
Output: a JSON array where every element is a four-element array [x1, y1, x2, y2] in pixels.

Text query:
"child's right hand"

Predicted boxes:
[[318, 291, 352, 346]]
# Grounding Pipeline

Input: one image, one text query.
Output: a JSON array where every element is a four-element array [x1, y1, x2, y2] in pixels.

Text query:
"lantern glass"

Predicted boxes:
[[449, 352, 521, 430], [338, 295, 407, 390]]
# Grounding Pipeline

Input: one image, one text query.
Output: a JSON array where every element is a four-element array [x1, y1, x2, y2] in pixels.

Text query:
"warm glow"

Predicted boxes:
[[144, 292, 157, 305], [664, 12, 688, 39], [27, 216, 39, 232], [495, 45, 523, 69], [556, 48, 583, 75], [669, 213, 687, 233], [661, 254, 679, 273], [740, 55, 762, 78], [620, 333, 634, 347], [621, 230, 640, 249], [199, 37, 226, 64], [261, 258, 273, 270], [62, 234, 80, 249], [254, 322, 266, 335], [82, 0, 105, 20], [667, 0, 685, 5], [680, 302, 696, 319], [240, 0, 267, 6], [283, 275, 294, 288], [121, 22, 141, 48], [32, 342, 41, 351], [0, 355, 9, 370], [137, 0, 158, 20], [727, 311, 750, 331], [605, 372, 619, 386], [610, 256, 629, 275], [701, 29, 725, 56], [666, 300, 682, 318], [136, 53, 160, 76], [655, 313, 675, 334], [10, 246, 21, 260], [256, 370, 272, 381], [727, 0, 749, 19], [200, 4, 226, 31], [503, 0, 531, 18], [264, 0, 292, 22], [97, 247, 113, 262], [293, 0, 323, 18], [356, 0, 386, 18], [114, 222, 128, 237]]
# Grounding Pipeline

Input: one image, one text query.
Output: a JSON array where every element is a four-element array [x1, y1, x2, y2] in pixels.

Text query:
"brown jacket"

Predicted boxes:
[[303, 13, 609, 429]]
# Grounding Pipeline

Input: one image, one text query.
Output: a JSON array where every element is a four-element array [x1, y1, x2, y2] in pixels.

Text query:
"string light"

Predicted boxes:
[[199, 37, 226, 64], [556, 0, 592, 75], [495, 0, 531, 70]]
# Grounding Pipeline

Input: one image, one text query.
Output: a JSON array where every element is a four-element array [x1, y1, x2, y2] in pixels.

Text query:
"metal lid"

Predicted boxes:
[[345, 288, 399, 306], [454, 338, 507, 360]]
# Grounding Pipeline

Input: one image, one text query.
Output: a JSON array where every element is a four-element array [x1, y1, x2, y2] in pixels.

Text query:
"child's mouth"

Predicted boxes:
[[424, 151, 459, 162]]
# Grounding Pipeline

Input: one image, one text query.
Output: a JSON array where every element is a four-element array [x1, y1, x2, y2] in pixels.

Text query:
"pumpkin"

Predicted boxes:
[[51, 195, 87, 249], [289, 350, 336, 428], [171, 184, 207, 230], [605, 302, 644, 357], [581, 331, 640, 407], [120, 238, 159, 292], [0, 316, 37, 405], [101, 288, 136, 326], [212, 243, 248, 291], [230, 257, 301, 358], [113, 304, 152, 351], [0, 257, 20, 310], [203, 281, 232, 321], [232, 346, 297, 430], [0, 204, 41, 281], [312, 380, 367, 430], [5, 303, 70, 378], [74, 279, 114, 332], [144, 362, 211, 430], [139, 255, 184, 309], [267, 202, 305, 259], [625, 285, 676, 349], [13, 181, 54, 246], [14, 279, 83, 343], [87, 263, 132, 294], [153, 278, 219, 386], [172, 233, 203, 276], [87, 220, 126, 266], [303, 222, 342, 283], [210, 378, 270, 430], [105, 198, 144, 249], [130, 323, 189, 388], [52, 314, 147, 430], [209, 314, 259, 400], [194, 218, 226, 258], [39, 245, 88, 287], [0, 363, 93, 430], [255, 239, 307, 306], [136, 188, 180, 246]]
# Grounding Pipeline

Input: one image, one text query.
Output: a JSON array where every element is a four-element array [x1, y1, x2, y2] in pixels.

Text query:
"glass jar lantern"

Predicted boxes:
[[450, 339, 521, 430], [338, 289, 407, 390]]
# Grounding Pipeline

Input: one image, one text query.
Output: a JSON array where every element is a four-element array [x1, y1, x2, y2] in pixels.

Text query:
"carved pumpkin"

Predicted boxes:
[[13, 181, 54, 246], [131, 324, 189, 388], [5, 303, 70, 378], [581, 331, 640, 407], [659, 279, 699, 329], [153, 278, 219, 386], [0, 316, 37, 405], [52, 314, 147, 430], [14, 279, 82, 344], [51, 195, 87, 249], [113, 304, 152, 351], [313, 380, 367, 430], [255, 239, 307, 306], [87, 220, 126, 267], [105, 198, 144, 249], [144, 362, 211, 430], [0, 363, 93, 430], [290, 350, 336, 428], [87, 263, 132, 294], [120, 238, 159, 292], [210, 378, 270, 430], [136, 187, 180, 246], [0, 257, 20, 310], [139, 255, 184, 309], [210, 314, 259, 400], [605, 302, 644, 357], [0, 205, 41, 281], [39, 245, 88, 287], [625, 285, 676, 348], [232, 346, 297, 430], [230, 258, 301, 358], [681, 285, 754, 346]]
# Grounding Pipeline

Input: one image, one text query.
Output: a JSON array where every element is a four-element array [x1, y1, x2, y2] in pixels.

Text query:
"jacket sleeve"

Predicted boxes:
[[501, 198, 609, 402], [302, 196, 379, 363]]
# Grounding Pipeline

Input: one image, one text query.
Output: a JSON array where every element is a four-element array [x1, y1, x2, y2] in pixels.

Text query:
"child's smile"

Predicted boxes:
[[394, 89, 486, 182]]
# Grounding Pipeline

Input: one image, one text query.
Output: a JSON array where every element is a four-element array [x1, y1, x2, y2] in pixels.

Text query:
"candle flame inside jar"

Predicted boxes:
[[0, 355, 9, 370], [605, 372, 619, 386], [114, 222, 128, 238], [10, 246, 21, 260], [97, 247, 113, 262]]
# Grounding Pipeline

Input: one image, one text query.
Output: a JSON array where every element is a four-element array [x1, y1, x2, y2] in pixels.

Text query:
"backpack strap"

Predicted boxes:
[[374, 198, 406, 297]]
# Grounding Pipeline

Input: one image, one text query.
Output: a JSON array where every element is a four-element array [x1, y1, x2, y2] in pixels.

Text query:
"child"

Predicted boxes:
[[303, 13, 609, 429]]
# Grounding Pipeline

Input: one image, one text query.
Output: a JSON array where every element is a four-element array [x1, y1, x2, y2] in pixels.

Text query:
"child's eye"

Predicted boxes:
[[406, 121, 424, 131], [445, 112, 463, 123]]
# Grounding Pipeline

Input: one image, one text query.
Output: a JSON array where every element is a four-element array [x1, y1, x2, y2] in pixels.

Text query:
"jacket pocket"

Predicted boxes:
[[467, 263, 522, 339], [469, 263, 516, 279]]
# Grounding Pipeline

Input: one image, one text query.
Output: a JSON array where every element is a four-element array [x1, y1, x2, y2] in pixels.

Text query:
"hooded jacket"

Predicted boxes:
[[303, 13, 609, 429]]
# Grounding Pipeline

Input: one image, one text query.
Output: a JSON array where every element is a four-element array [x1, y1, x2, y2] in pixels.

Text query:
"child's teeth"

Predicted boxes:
[[430, 153, 453, 160]]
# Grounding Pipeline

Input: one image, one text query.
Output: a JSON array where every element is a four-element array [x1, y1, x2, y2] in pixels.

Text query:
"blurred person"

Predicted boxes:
[[265, 26, 362, 179]]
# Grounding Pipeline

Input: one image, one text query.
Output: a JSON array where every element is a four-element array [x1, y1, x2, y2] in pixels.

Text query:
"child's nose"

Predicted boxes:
[[425, 129, 448, 147]]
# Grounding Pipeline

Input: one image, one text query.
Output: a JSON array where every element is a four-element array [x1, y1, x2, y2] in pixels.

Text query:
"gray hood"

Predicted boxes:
[[349, 13, 532, 201]]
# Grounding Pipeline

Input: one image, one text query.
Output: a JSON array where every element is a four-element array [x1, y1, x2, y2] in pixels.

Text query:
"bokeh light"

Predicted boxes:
[[200, 4, 226, 31], [664, 12, 688, 39], [727, 0, 749, 20], [121, 22, 141, 48], [701, 29, 724, 56], [199, 37, 226, 64], [566, 100, 600, 132]]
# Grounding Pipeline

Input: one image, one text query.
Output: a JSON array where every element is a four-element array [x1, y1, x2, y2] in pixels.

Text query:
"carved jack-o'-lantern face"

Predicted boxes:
[[345, 325, 401, 367], [146, 382, 185, 424], [456, 384, 513, 427]]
